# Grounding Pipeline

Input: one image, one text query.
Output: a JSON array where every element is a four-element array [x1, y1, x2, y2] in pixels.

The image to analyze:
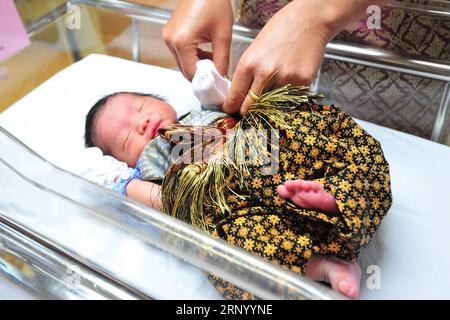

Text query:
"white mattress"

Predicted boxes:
[[1, 54, 450, 299]]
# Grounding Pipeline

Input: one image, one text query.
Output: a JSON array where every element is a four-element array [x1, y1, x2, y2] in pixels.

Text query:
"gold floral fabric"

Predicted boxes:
[[162, 103, 392, 299]]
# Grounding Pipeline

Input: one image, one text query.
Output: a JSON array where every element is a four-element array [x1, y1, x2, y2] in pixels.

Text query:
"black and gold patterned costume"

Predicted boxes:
[[161, 86, 392, 299]]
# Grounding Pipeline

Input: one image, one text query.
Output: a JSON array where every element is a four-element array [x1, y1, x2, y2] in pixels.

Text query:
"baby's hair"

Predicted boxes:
[[84, 92, 166, 148]]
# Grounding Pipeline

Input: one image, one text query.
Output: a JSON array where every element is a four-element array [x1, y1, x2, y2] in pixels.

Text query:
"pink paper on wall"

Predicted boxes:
[[0, 0, 30, 63]]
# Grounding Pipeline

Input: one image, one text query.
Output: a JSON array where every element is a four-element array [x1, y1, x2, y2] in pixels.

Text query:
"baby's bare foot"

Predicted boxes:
[[277, 179, 339, 214], [305, 255, 361, 299]]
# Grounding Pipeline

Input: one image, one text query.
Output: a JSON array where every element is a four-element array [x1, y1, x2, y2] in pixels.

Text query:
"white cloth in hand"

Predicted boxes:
[[192, 59, 231, 111]]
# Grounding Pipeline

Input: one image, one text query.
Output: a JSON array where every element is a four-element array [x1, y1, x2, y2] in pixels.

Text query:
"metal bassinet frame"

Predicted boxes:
[[1, 0, 449, 299]]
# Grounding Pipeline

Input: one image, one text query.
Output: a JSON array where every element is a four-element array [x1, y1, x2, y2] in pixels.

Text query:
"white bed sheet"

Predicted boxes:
[[1, 54, 450, 299]]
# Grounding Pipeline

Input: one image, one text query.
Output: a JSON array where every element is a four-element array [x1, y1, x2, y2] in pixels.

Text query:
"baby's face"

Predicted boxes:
[[93, 93, 177, 167]]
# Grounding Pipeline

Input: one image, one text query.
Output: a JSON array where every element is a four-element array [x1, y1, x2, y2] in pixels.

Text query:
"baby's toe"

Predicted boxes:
[[309, 181, 324, 193], [338, 280, 359, 299], [277, 185, 293, 198], [283, 180, 297, 190], [286, 179, 309, 191]]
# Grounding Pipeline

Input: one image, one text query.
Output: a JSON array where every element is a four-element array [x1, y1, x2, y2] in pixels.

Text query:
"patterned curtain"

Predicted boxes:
[[231, 0, 450, 144]]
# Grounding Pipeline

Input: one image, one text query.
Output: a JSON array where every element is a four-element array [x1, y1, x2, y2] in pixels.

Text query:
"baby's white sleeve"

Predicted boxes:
[[69, 147, 134, 191]]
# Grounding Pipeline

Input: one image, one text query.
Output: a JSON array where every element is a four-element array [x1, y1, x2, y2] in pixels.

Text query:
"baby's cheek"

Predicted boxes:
[[131, 139, 148, 166]]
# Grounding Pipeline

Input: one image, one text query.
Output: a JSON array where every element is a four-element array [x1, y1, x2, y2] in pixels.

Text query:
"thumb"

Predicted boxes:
[[178, 44, 200, 81], [222, 67, 252, 114]]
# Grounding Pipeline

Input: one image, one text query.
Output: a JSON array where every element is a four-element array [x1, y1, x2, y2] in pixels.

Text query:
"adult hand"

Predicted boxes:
[[223, 0, 389, 115], [222, 0, 335, 115], [162, 0, 233, 81]]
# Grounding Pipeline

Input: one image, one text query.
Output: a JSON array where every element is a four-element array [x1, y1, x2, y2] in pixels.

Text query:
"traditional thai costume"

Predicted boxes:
[[137, 86, 392, 299]]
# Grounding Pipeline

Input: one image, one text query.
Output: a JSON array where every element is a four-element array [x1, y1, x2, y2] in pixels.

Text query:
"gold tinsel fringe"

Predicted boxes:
[[162, 85, 323, 231]]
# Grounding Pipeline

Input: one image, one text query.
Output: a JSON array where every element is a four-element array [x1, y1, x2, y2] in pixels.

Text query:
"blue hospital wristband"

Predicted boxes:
[[112, 167, 141, 195]]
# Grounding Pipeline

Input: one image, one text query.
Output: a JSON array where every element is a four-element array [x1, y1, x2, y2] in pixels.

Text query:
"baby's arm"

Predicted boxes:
[[125, 179, 162, 211]]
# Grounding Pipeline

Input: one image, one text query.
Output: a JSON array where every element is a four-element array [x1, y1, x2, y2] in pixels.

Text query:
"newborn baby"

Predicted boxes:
[[85, 89, 392, 299]]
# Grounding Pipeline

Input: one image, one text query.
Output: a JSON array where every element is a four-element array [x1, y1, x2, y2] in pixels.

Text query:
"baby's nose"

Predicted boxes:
[[137, 118, 150, 135]]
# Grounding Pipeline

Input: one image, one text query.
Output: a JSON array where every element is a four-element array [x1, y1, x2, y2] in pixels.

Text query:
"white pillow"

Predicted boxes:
[[0, 54, 202, 171]]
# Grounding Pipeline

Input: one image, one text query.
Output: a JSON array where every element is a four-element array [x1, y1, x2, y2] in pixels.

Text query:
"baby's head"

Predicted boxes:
[[85, 92, 177, 167]]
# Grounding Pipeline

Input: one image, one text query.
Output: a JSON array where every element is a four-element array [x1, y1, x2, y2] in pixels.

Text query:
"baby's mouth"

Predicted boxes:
[[148, 120, 161, 138]]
